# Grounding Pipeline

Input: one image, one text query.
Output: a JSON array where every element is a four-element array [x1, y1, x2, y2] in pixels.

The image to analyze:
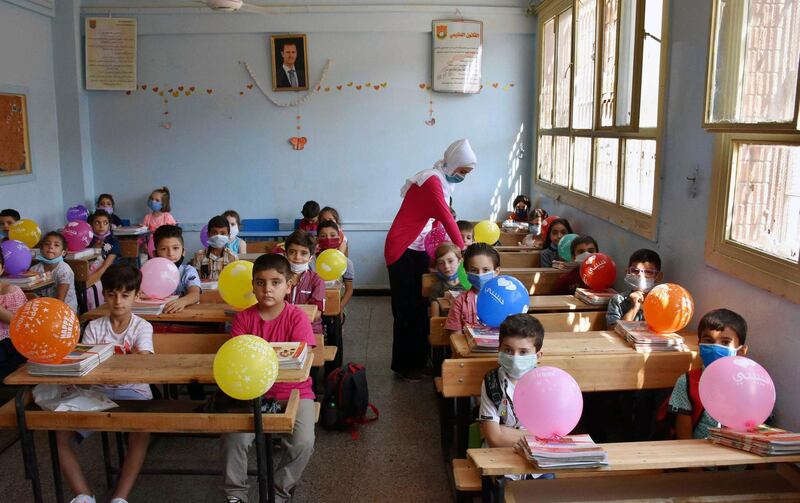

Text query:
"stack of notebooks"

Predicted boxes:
[[200, 280, 218, 291], [112, 225, 149, 236], [465, 326, 500, 353], [28, 344, 114, 376], [520, 434, 609, 469], [575, 287, 618, 306], [3, 271, 52, 287], [65, 248, 100, 260], [614, 320, 688, 353], [132, 295, 178, 315], [708, 426, 800, 456], [271, 342, 309, 370]]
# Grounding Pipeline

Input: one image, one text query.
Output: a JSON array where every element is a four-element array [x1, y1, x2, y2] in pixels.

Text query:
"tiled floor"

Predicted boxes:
[[0, 297, 452, 502]]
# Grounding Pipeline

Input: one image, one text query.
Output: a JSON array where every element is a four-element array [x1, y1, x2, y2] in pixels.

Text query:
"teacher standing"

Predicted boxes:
[[385, 139, 477, 381]]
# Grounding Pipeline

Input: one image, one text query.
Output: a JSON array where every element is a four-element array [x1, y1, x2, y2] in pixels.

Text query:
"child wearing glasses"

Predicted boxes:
[[606, 249, 663, 328]]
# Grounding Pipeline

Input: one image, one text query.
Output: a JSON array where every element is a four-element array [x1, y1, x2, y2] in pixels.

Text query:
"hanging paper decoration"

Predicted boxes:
[[289, 137, 307, 150]]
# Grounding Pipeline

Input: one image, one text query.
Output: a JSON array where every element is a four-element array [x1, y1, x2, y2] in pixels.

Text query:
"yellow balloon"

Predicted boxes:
[[474, 220, 501, 244], [213, 335, 279, 400], [9, 219, 42, 249], [219, 260, 257, 309], [316, 249, 347, 281]]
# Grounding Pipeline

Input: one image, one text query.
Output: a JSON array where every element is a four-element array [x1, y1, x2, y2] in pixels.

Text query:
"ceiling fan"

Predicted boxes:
[[198, 0, 275, 13]]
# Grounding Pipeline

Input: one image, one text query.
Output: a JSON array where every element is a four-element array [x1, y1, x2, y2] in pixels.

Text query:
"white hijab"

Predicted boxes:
[[400, 139, 477, 198]]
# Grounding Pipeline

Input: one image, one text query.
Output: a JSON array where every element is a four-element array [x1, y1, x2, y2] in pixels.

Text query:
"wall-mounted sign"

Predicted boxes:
[[85, 17, 137, 91], [432, 19, 483, 94]]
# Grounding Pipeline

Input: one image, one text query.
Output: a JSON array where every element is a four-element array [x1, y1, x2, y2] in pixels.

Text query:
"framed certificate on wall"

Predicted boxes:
[[432, 19, 483, 94]]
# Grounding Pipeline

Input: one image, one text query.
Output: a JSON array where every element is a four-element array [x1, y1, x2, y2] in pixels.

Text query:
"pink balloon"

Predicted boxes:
[[424, 223, 449, 259], [140, 257, 180, 299], [514, 366, 583, 439], [200, 224, 209, 247], [62, 221, 94, 252], [699, 356, 775, 432]]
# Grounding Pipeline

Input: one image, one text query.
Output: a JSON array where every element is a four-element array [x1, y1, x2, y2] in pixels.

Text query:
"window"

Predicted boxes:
[[535, 0, 667, 240], [704, 0, 800, 303]]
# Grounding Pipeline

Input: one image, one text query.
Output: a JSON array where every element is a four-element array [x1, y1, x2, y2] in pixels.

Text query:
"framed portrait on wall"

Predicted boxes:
[[0, 92, 32, 177], [271, 34, 309, 92]]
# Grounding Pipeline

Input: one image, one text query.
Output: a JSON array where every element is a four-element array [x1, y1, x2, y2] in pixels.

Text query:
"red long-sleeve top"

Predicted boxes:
[[384, 176, 464, 266]]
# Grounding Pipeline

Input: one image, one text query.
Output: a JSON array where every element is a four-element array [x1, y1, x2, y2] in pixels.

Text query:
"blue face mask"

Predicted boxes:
[[437, 270, 459, 282], [36, 254, 64, 265], [699, 343, 738, 368], [445, 173, 466, 184], [0, 231, 5, 239], [147, 199, 162, 212], [467, 271, 495, 290], [498, 352, 538, 380], [515, 208, 528, 220]]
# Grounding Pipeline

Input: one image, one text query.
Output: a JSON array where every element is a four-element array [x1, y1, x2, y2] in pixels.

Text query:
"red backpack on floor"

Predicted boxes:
[[321, 363, 379, 439], [653, 368, 704, 439]]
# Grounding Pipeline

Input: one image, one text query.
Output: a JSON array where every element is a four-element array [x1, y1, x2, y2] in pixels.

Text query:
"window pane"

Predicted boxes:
[[554, 136, 571, 186], [616, 0, 637, 126], [600, 0, 619, 127], [727, 142, 800, 262], [572, 137, 592, 192], [556, 9, 574, 128], [540, 18, 556, 129], [639, 0, 663, 128], [708, 0, 800, 125], [622, 139, 656, 213], [593, 138, 619, 202], [573, 0, 598, 129], [538, 135, 554, 183]]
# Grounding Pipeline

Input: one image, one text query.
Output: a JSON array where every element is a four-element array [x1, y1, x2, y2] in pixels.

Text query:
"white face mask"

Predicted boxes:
[[229, 224, 239, 241], [290, 262, 309, 274], [207, 234, 229, 250], [575, 251, 592, 263], [498, 352, 538, 380], [624, 273, 655, 292]]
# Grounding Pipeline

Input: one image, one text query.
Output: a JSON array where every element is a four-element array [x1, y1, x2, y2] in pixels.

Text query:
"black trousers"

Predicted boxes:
[[389, 249, 431, 373]]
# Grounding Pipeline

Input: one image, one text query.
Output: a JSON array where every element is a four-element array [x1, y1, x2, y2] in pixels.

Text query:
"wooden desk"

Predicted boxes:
[[20, 277, 55, 298], [499, 231, 526, 246], [498, 251, 540, 268], [436, 295, 604, 315], [113, 231, 149, 262], [81, 303, 318, 324], [65, 249, 103, 314], [496, 245, 537, 252], [423, 269, 564, 297]]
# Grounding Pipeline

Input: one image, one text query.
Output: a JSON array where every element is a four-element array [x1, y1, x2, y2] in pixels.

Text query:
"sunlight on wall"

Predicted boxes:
[[489, 123, 526, 222]]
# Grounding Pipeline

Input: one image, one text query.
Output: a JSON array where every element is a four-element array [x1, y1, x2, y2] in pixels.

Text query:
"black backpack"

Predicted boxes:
[[483, 368, 508, 425], [321, 363, 378, 439]]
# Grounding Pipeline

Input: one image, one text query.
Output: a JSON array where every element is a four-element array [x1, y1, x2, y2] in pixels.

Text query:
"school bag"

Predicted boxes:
[[653, 368, 704, 440], [321, 362, 378, 439], [483, 368, 508, 425]]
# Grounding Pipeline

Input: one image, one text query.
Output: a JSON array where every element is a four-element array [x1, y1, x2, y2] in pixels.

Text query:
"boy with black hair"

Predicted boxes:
[[193, 215, 238, 281], [299, 200, 320, 234], [56, 264, 153, 503], [670, 308, 749, 440], [606, 248, 663, 328], [0, 208, 20, 240], [222, 254, 316, 503], [456, 220, 474, 248], [153, 224, 201, 313], [284, 230, 325, 334]]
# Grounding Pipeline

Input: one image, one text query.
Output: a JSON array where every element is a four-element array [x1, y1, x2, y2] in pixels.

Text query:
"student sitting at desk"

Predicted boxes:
[[606, 249, 663, 328], [317, 220, 354, 311], [670, 309, 749, 440], [141, 186, 176, 257], [445, 243, 500, 336], [222, 254, 316, 503], [56, 264, 154, 503], [222, 209, 247, 255], [550, 235, 599, 294], [95, 193, 123, 228], [479, 314, 553, 495], [153, 225, 201, 313], [86, 210, 122, 309], [298, 200, 320, 234], [0, 208, 20, 242], [193, 215, 238, 281], [0, 251, 27, 379], [428, 242, 465, 304], [520, 209, 550, 249], [456, 220, 474, 248], [30, 231, 78, 313], [540, 218, 573, 268], [284, 230, 325, 334], [318, 206, 348, 256]]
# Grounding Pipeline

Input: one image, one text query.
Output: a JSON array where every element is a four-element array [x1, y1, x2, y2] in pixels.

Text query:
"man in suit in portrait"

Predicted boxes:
[[275, 41, 306, 89]]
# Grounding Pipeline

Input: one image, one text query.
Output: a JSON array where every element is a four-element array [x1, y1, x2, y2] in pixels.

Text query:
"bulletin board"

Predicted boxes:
[[0, 92, 32, 177]]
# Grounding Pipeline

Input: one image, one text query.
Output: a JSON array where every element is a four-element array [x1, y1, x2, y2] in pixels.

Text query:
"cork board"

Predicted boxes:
[[0, 93, 32, 176]]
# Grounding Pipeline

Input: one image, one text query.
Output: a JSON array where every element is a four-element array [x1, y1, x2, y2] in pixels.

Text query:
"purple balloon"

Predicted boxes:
[[1, 239, 32, 275], [66, 205, 89, 222], [200, 224, 209, 247]]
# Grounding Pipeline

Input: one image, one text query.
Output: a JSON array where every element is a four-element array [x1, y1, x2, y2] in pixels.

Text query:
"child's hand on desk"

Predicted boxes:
[[163, 297, 188, 314], [629, 290, 645, 307]]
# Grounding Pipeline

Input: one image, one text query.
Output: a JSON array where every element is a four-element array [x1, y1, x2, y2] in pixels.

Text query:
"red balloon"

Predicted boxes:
[[580, 253, 617, 290]]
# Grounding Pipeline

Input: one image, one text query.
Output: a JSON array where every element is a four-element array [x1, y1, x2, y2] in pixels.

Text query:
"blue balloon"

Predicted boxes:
[[476, 275, 530, 328]]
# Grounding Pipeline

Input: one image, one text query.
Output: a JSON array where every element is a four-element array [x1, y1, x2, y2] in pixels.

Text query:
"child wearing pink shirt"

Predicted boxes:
[[221, 254, 316, 503], [445, 243, 501, 336], [140, 186, 176, 256]]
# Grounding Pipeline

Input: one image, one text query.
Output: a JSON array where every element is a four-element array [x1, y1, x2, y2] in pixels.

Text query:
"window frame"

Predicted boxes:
[[702, 0, 800, 133], [534, 0, 668, 241], [705, 133, 800, 303]]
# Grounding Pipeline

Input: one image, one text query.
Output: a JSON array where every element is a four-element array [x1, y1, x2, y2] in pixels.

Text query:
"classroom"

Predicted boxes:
[[1, 0, 799, 501]]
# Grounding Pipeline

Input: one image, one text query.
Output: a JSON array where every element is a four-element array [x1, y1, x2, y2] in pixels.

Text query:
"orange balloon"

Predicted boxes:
[[642, 283, 694, 334], [10, 298, 80, 363]]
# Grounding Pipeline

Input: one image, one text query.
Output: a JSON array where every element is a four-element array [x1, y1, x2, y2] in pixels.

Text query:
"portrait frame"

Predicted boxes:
[[0, 91, 32, 178], [271, 34, 309, 92]]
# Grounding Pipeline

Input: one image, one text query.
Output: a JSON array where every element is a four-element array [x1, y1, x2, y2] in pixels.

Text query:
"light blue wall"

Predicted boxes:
[[531, 0, 800, 431], [0, 1, 64, 231], [87, 9, 534, 287]]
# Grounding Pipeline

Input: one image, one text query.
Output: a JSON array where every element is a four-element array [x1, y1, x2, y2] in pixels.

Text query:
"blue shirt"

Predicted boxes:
[[175, 263, 201, 296], [227, 237, 243, 254], [540, 244, 559, 268], [94, 235, 121, 264], [606, 289, 645, 328]]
